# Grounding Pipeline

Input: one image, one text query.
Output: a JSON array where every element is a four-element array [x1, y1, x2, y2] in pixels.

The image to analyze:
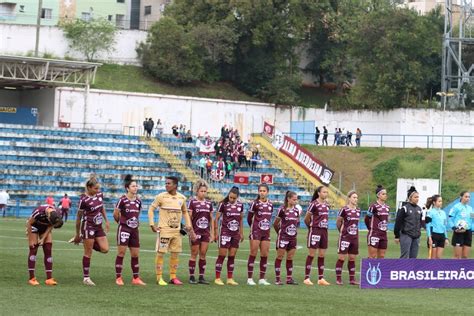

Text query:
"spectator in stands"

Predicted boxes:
[[199, 156, 207, 178], [59, 194, 72, 222], [226, 160, 234, 179], [172, 125, 179, 137], [184, 130, 193, 143], [315, 127, 320, 145], [45, 195, 54, 206], [0, 189, 9, 217], [346, 130, 353, 146], [179, 125, 186, 139], [322, 126, 328, 146], [155, 119, 163, 139], [205, 156, 213, 179], [143, 118, 148, 136], [251, 149, 260, 171], [245, 147, 253, 168], [355, 128, 362, 147], [333, 128, 339, 146], [185, 150, 193, 167]]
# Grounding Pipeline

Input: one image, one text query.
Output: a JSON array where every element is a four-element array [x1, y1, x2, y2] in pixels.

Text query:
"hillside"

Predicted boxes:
[[303, 145, 474, 209], [92, 64, 330, 107]]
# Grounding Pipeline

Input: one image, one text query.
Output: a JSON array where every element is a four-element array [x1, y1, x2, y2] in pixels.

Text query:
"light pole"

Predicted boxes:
[[435, 91, 455, 194]]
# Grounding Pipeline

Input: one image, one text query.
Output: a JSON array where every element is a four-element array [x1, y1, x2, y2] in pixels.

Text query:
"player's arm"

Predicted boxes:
[[214, 211, 221, 239], [425, 210, 432, 238], [393, 206, 405, 241], [26, 217, 34, 238], [247, 202, 255, 226], [101, 206, 110, 233], [364, 206, 373, 230], [148, 205, 158, 232], [273, 216, 281, 234], [447, 207, 458, 232], [336, 216, 343, 232], [303, 211, 311, 228], [210, 205, 215, 242], [113, 208, 120, 223], [37, 226, 53, 246]]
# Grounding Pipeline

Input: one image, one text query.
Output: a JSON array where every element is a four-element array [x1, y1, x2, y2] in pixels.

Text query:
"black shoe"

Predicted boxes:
[[198, 277, 210, 285], [286, 279, 298, 285], [189, 276, 198, 284]]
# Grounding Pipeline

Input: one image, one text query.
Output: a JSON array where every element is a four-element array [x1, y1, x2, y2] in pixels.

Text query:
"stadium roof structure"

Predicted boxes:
[[0, 55, 101, 90]]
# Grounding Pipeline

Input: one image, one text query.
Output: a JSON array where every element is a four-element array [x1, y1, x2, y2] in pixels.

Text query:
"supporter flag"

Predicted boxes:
[[234, 173, 249, 185], [260, 174, 273, 184], [263, 121, 274, 139], [196, 138, 216, 155]]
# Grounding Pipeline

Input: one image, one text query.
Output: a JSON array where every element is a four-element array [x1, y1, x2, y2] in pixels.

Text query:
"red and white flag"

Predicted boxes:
[[260, 174, 273, 184], [234, 173, 249, 185]]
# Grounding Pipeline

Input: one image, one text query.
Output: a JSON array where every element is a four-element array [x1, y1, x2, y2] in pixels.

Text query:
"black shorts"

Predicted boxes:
[[451, 230, 472, 247], [430, 232, 447, 248]]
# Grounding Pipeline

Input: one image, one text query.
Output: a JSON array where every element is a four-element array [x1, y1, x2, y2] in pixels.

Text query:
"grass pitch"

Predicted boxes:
[[1, 218, 473, 315]]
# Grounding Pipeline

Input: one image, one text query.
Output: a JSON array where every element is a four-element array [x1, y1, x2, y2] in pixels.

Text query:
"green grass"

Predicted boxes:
[[1, 219, 473, 315], [92, 64, 259, 102]]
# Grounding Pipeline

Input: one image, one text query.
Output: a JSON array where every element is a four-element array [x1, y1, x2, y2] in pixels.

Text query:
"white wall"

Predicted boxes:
[[53, 87, 474, 149], [0, 24, 147, 64]]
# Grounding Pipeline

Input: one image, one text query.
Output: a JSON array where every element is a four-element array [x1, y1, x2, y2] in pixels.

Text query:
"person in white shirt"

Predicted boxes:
[[0, 190, 10, 217]]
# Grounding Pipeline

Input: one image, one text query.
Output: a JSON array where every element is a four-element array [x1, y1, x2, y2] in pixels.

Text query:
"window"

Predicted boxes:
[[19, 5, 25, 13], [117, 0, 125, 3], [81, 12, 91, 22], [116, 14, 125, 28], [108, 15, 112, 21], [41, 8, 52, 19], [144, 5, 151, 15]]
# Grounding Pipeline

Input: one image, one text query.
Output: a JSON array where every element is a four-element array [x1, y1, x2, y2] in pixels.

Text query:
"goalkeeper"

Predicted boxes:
[[148, 176, 195, 285]]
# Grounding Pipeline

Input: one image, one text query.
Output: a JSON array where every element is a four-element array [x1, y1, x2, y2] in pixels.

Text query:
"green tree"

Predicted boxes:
[[137, 17, 204, 85], [346, 6, 443, 109], [61, 18, 116, 62]]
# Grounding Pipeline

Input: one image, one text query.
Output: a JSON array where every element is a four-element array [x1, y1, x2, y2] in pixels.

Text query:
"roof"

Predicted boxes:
[[0, 55, 101, 90]]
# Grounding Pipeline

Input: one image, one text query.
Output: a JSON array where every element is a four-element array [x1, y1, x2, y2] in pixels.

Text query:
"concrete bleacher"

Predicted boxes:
[[158, 134, 314, 205], [0, 124, 190, 220]]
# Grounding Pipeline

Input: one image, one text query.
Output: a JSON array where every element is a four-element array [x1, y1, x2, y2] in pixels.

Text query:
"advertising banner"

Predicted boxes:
[[361, 258, 474, 289]]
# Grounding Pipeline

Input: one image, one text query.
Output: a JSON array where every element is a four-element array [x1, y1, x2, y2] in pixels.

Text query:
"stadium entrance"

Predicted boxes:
[[0, 55, 100, 126]]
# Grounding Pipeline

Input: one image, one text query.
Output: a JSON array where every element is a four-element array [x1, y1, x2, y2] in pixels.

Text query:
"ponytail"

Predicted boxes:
[[284, 191, 297, 209], [221, 186, 240, 204], [311, 186, 324, 202], [124, 174, 135, 190], [425, 194, 441, 209]]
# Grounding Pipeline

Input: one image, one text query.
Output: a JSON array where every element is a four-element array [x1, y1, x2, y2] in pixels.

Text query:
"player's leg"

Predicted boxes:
[[258, 240, 270, 284], [274, 248, 286, 285], [462, 246, 471, 259], [348, 253, 358, 285], [115, 245, 127, 285], [215, 246, 228, 285], [169, 235, 183, 284], [41, 231, 55, 285], [27, 231, 39, 285], [285, 248, 297, 284], [304, 246, 317, 283], [189, 242, 199, 283], [335, 253, 346, 285], [198, 242, 210, 284], [129, 246, 145, 285], [247, 239, 260, 284], [409, 237, 420, 259], [82, 238, 95, 285], [93, 235, 109, 253], [368, 246, 378, 258], [317, 247, 330, 285], [226, 246, 238, 285]]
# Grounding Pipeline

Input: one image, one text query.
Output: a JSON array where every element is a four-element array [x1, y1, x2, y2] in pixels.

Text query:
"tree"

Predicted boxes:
[[137, 17, 204, 85], [61, 18, 116, 62]]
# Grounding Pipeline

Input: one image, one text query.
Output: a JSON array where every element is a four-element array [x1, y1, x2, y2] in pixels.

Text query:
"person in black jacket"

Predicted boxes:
[[394, 186, 423, 258]]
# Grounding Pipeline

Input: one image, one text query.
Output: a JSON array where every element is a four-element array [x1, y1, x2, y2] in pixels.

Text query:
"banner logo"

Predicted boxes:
[[366, 263, 382, 286]]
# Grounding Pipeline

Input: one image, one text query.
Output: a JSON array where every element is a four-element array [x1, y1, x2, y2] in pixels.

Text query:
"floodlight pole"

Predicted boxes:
[[439, 94, 446, 195], [34, 0, 43, 57]]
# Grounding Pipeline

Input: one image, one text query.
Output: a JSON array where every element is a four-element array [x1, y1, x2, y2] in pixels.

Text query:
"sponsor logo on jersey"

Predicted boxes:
[[370, 236, 380, 246], [311, 234, 321, 245], [126, 217, 138, 229], [258, 219, 270, 231], [197, 217, 209, 229], [227, 219, 239, 231], [378, 221, 387, 231], [120, 231, 131, 243], [347, 224, 358, 235], [286, 224, 297, 236], [93, 214, 103, 225], [221, 235, 231, 245], [340, 240, 350, 251]]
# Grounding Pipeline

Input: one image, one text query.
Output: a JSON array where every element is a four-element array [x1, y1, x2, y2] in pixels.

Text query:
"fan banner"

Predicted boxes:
[[196, 138, 216, 155], [361, 258, 474, 289], [272, 134, 334, 184], [234, 173, 249, 185], [263, 121, 275, 139], [260, 174, 273, 184]]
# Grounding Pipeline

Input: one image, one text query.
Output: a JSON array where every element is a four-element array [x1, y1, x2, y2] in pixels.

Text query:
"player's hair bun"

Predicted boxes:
[[124, 174, 133, 182]]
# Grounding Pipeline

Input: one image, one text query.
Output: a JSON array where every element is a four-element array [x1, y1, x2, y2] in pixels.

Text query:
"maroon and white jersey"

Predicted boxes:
[[307, 200, 330, 229], [338, 206, 360, 240], [115, 195, 141, 229], [30, 205, 52, 227], [249, 200, 274, 234], [218, 201, 244, 236], [367, 202, 390, 237], [78, 192, 105, 227], [277, 206, 299, 240], [188, 198, 213, 236]]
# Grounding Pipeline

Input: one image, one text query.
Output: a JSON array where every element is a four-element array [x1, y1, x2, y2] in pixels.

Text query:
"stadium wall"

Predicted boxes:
[[0, 24, 147, 64], [54, 87, 474, 148]]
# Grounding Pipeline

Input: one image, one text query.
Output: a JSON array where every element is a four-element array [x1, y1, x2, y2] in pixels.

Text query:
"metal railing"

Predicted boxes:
[[288, 132, 474, 149]]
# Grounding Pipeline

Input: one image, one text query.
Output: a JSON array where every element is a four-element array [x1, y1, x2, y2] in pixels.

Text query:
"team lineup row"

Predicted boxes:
[[26, 175, 473, 287]]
